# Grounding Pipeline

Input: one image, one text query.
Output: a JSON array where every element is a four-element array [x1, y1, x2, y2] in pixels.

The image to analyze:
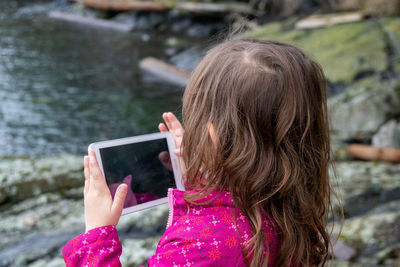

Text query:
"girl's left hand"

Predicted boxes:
[[83, 150, 128, 232]]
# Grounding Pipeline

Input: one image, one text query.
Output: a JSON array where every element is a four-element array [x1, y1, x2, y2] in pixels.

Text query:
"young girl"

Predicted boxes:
[[62, 39, 334, 266]]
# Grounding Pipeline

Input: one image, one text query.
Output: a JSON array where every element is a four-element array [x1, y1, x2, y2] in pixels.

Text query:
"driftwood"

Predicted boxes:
[[48, 11, 134, 31], [176, 2, 253, 14], [348, 144, 400, 163], [295, 12, 364, 30], [139, 57, 191, 87], [82, 0, 167, 11], [81, 0, 253, 13]]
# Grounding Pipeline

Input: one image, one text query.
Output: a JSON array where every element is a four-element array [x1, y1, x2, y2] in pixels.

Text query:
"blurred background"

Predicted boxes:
[[0, 0, 399, 266]]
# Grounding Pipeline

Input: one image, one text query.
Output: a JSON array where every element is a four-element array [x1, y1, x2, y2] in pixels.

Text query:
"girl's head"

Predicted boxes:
[[182, 40, 332, 266]]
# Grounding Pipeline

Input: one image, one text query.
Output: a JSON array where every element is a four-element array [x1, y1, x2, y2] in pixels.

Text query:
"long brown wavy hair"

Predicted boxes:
[[181, 40, 334, 266]]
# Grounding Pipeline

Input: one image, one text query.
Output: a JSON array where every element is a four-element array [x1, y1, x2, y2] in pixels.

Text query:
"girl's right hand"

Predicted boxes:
[[158, 112, 186, 175]]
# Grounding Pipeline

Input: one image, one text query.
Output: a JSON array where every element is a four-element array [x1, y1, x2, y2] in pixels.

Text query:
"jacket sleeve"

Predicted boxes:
[[62, 225, 122, 267]]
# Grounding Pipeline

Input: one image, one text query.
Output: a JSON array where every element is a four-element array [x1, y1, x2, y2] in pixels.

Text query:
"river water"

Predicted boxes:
[[0, 0, 184, 156]]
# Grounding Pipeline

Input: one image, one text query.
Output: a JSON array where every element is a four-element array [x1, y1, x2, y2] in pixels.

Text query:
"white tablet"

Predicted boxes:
[[88, 132, 184, 215]]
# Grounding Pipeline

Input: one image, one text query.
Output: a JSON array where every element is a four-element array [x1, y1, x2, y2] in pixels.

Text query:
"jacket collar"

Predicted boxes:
[[170, 188, 236, 208]]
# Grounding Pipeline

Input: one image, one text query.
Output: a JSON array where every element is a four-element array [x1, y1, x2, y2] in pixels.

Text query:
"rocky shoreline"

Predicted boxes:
[[0, 155, 169, 266], [1, 156, 399, 266], [1, 0, 400, 266]]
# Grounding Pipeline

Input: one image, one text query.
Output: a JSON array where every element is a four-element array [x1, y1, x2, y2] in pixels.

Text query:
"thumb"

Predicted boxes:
[[111, 184, 128, 218], [174, 148, 181, 157]]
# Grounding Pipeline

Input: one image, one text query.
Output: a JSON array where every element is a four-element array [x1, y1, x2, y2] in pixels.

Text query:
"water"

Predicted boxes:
[[0, 0, 186, 156]]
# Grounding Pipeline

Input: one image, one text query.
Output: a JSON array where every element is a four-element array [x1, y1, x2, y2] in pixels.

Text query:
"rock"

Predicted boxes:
[[69, 3, 106, 19], [22, 217, 37, 227], [331, 135, 352, 161], [113, 9, 225, 37], [332, 240, 358, 261], [186, 23, 216, 37], [169, 47, 205, 72], [82, 0, 167, 12], [372, 120, 400, 149], [1, 154, 399, 266], [244, 18, 389, 83], [118, 203, 169, 233], [29, 257, 65, 267], [0, 229, 82, 267], [135, 11, 165, 30], [334, 0, 400, 16], [169, 16, 192, 32], [334, 200, 400, 253], [364, 0, 400, 17], [0, 155, 83, 204], [120, 237, 160, 266], [381, 18, 400, 72], [0, 189, 168, 266], [279, 0, 304, 17], [375, 244, 400, 265], [332, 161, 400, 217], [0, 193, 85, 250], [112, 11, 166, 31], [334, 0, 363, 11], [328, 76, 400, 139]]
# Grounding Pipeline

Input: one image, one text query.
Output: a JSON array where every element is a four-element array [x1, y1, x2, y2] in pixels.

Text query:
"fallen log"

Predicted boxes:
[[176, 2, 253, 14], [82, 0, 167, 11], [348, 144, 400, 163], [48, 11, 134, 31], [139, 57, 191, 87], [81, 0, 253, 13], [295, 12, 364, 30]]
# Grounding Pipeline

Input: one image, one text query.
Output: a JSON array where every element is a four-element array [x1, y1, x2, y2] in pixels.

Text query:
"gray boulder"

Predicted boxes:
[[372, 120, 400, 149], [328, 76, 400, 140], [332, 161, 400, 217], [0, 155, 83, 204]]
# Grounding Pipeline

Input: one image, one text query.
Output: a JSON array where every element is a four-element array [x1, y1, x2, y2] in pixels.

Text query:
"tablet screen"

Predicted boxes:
[[99, 138, 176, 208]]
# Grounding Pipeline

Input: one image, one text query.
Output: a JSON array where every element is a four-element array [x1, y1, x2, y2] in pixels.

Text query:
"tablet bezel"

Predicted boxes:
[[88, 132, 184, 215]]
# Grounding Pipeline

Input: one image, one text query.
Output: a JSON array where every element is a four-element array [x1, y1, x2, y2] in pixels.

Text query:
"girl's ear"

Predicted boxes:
[[207, 123, 217, 145]]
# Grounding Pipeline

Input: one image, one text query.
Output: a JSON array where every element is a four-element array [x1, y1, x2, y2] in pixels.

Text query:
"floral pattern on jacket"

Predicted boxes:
[[62, 189, 280, 266]]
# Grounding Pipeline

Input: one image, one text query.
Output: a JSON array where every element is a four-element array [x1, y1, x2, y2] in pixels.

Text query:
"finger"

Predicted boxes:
[[166, 112, 184, 137], [163, 112, 184, 149], [111, 184, 128, 218], [158, 123, 168, 132], [162, 112, 169, 125], [89, 151, 107, 189], [84, 156, 90, 195]]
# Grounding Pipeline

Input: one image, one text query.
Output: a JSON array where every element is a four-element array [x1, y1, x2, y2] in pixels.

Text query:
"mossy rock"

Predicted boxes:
[[333, 200, 400, 252], [332, 161, 400, 217], [381, 18, 400, 72], [243, 19, 390, 83]]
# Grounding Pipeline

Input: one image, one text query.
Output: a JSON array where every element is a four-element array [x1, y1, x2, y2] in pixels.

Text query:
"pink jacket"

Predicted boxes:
[[62, 189, 280, 266]]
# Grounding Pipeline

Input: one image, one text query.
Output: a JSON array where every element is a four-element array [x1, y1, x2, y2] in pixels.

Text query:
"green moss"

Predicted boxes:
[[38, 167, 51, 174], [339, 233, 354, 244], [242, 22, 283, 40], [244, 19, 392, 83], [382, 18, 400, 48]]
